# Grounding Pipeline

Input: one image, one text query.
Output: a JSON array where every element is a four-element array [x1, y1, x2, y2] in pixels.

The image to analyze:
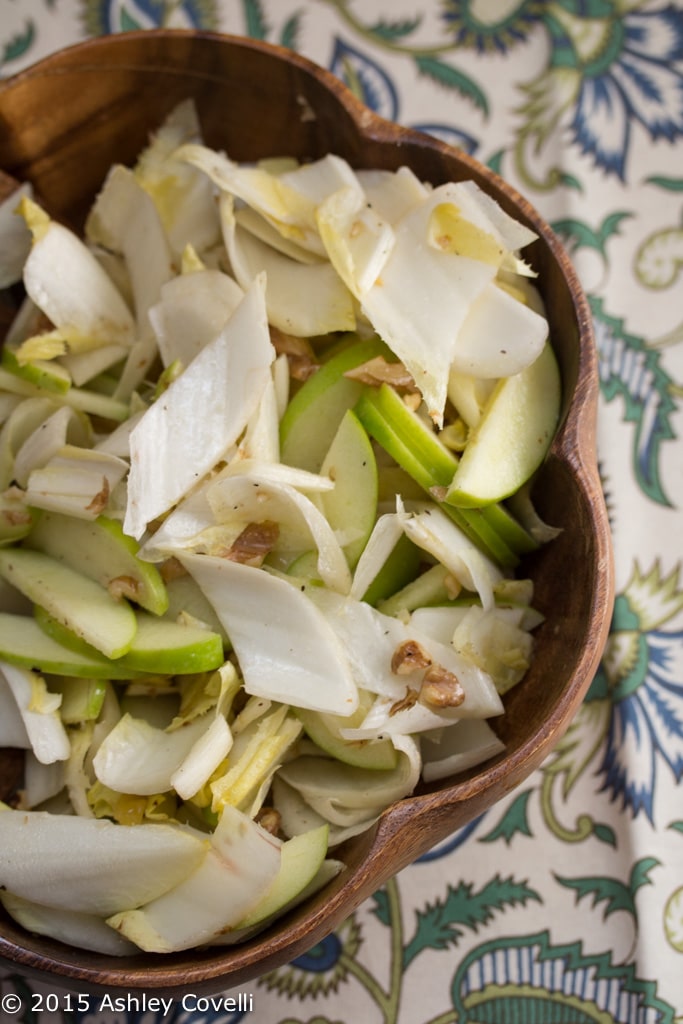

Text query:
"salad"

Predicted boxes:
[[0, 100, 561, 955]]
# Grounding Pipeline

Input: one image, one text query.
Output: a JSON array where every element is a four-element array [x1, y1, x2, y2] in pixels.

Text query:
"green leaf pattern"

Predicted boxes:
[[2, 1, 683, 1021]]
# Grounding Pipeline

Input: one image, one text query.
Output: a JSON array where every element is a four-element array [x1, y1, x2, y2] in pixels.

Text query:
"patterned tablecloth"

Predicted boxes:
[[1, 2, 682, 1022]]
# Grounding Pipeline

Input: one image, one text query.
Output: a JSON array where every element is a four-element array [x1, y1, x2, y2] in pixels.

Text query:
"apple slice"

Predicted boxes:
[[0, 809, 207, 916], [0, 891, 139, 956], [355, 384, 522, 567], [0, 490, 34, 546], [445, 341, 561, 507], [48, 676, 107, 724], [1, 345, 71, 395], [0, 612, 146, 678], [234, 824, 330, 929], [280, 334, 388, 472], [360, 533, 422, 607], [295, 697, 398, 771], [319, 409, 378, 569], [0, 548, 137, 659], [26, 511, 169, 615], [107, 805, 281, 952], [35, 605, 225, 675]]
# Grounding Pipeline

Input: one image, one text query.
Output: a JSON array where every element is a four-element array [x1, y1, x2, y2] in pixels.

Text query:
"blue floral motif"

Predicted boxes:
[[588, 585, 683, 822], [568, 6, 683, 179], [328, 37, 399, 121], [410, 123, 480, 155], [81, 0, 217, 35], [440, 0, 545, 54]]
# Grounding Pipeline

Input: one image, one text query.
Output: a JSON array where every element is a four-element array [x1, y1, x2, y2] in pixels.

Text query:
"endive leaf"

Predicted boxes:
[[123, 276, 274, 540], [180, 553, 359, 716]]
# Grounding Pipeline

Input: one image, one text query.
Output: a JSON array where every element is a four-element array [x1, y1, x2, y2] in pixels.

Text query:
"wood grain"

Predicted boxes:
[[0, 29, 614, 995]]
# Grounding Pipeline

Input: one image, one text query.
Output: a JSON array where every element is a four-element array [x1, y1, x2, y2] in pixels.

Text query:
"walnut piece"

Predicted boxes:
[[270, 326, 319, 381], [419, 664, 466, 708], [224, 520, 280, 567], [344, 355, 416, 392], [391, 639, 433, 675], [255, 806, 282, 836], [107, 575, 142, 602], [389, 687, 419, 716]]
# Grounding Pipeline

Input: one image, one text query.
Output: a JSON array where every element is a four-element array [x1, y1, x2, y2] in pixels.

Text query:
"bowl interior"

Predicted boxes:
[[0, 30, 613, 994]]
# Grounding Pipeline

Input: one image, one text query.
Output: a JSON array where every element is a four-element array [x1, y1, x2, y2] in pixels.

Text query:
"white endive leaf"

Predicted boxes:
[[272, 774, 376, 847], [316, 185, 395, 296], [240, 376, 281, 463], [107, 804, 281, 952], [134, 98, 221, 259], [171, 714, 233, 801], [0, 182, 33, 287], [206, 471, 351, 593], [180, 553, 359, 716], [235, 206, 321, 264], [308, 587, 502, 717], [21, 201, 135, 349], [149, 268, 244, 369], [26, 444, 128, 520], [421, 717, 506, 782], [277, 734, 420, 826], [92, 712, 212, 795], [220, 195, 355, 336], [0, 891, 139, 956], [124, 275, 275, 540], [355, 166, 429, 222], [0, 662, 70, 764], [0, 809, 208, 916], [399, 501, 503, 610], [0, 669, 30, 748], [13, 404, 90, 488], [339, 692, 464, 739], [349, 510, 406, 601], [357, 186, 500, 425], [449, 281, 548, 379], [86, 165, 175, 396], [22, 750, 66, 807]]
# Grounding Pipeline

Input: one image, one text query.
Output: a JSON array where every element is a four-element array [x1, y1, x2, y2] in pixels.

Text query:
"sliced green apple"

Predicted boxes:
[[445, 341, 561, 507], [107, 805, 281, 952], [319, 409, 378, 569], [26, 511, 169, 615], [0, 612, 145, 678], [0, 490, 35, 546], [295, 700, 398, 771], [0, 548, 137, 659], [354, 384, 522, 567], [35, 605, 225, 676], [235, 824, 330, 929], [280, 334, 388, 472], [360, 533, 422, 607], [1, 345, 71, 395], [0, 808, 207, 916], [47, 676, 107, 724], [116, 613, 225, 674]]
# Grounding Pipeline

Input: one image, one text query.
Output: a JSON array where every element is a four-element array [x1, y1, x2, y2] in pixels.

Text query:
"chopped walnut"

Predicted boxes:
[[85, 476, 110, 515], [159, 557, 188, 583], [419, 664, 466, 708], [224, 520, 280, 567], [389, 687, 419, 716], [402, 392, 422, 412], [108, 575, 142, 602], [270, 326, 319, 381], [391, 639, 433, 675], [255, 806, 282, 836], [344, 356, 416, 392]]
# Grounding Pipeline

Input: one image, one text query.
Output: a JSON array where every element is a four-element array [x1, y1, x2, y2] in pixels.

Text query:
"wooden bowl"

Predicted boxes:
[[0, 30, 613, 995]]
